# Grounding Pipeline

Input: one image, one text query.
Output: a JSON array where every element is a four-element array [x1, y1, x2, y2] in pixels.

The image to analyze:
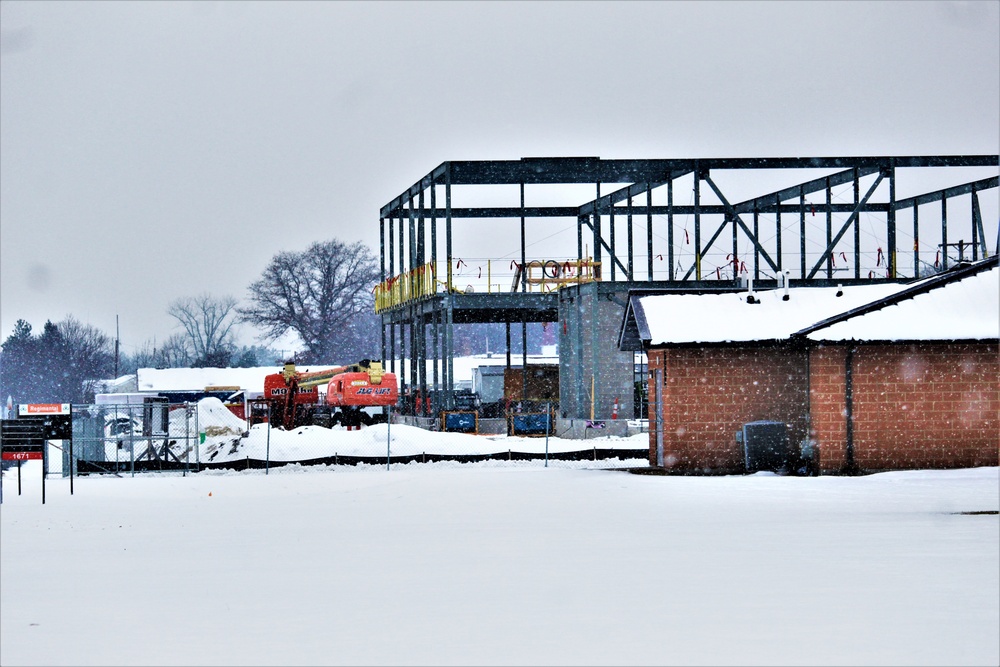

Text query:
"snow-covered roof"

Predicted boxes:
[[799, 260, 999, 342], [621, 257, 999, 347], [91, 374, 139, 393], [626, 283, 909, 346], [136, 366, 335, 393]]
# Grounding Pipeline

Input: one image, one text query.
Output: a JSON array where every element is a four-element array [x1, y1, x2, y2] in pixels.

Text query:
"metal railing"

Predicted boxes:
[[374, 257, 604, 312]]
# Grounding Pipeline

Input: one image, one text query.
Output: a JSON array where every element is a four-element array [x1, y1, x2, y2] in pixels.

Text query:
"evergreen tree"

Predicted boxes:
[[37, 321, 71, 401], [1, 318, 116, 404], [0, 319, 37, 405]]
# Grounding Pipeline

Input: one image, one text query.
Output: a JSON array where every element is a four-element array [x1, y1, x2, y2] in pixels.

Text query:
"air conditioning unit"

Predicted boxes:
[[737, 420, 790, 473]]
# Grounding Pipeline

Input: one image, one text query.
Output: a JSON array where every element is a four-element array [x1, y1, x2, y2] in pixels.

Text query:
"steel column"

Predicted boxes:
[[445, 169, 454, 406], [627, 194, 634, 281], [667, 179, 674, 280], [694, 168, 702, 280], [775, 203, 782, 274], [753, 208, 760, 280], [887, 165, 896, 278], [941, 194, 948, 270], [520, 181, 527, 293], [799, 187, 806, 278], [826, 177, 833, 280], [380, 218, 386, 365], [594, 182, 601, 266], [431, 184, 439, 416], [610, 201, 617, 280], [854, 170, 861, 279], [646, 184, 654, 280]]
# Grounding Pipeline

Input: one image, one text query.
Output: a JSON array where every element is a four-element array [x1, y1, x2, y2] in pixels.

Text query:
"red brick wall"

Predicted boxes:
[[646, 354, 664, 463], [648, 341, 999, 472], [646, 345, 809, 470], [846, 343, 997, 470], [807, 346, 849, 471]]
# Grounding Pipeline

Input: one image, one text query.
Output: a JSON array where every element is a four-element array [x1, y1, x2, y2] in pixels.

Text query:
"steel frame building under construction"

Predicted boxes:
[[376, 155, 998, 429]]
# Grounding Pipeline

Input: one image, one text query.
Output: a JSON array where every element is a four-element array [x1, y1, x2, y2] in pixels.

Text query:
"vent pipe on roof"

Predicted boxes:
[[782, 271, 790, 301], [746, 276, 759, 304]]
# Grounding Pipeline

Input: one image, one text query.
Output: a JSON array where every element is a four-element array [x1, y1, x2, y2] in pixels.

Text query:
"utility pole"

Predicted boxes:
[[114, 314, 120, 378]]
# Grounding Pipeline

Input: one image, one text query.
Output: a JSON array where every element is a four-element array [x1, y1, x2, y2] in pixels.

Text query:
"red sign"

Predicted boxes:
[[19, 403, 70, 416], [2, 451, 43, 461]]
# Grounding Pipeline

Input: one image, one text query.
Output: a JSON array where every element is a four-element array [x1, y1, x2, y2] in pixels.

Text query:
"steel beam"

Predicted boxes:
[[702, 172, 780, 274], [807, 172, 885, 279], [381, 156, 997, 217]]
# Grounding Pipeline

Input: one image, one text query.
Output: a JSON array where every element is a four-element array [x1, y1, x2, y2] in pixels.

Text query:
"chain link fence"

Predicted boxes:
[[65, 401, 203, 475], [21, 400, 650, 477]]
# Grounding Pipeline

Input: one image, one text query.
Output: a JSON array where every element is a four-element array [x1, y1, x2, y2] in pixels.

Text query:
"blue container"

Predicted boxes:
[[511, 413, 550, 436], [443, 412, 477, 433]]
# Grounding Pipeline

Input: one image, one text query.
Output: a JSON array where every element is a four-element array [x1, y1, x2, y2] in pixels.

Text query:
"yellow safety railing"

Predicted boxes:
[[374, 262, 438, 313], [513, 258, 602, 293], [374, 257, 604, 311]]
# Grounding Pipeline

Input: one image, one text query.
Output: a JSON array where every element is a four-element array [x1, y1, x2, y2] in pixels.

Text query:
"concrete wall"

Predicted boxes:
[[556, 418, 643, 439], [558, 283, 635, 421]]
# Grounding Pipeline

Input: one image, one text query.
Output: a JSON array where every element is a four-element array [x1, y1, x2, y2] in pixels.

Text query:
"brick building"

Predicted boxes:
[[620, 258, 999, 473]]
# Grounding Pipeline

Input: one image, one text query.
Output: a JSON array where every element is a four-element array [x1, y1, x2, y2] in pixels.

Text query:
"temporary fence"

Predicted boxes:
[[2, 401, 649, 480], [66, 402, 202, 476]]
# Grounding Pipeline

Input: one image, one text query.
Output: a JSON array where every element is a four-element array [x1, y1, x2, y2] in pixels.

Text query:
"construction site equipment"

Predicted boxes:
[[262, 360, 398, 430]]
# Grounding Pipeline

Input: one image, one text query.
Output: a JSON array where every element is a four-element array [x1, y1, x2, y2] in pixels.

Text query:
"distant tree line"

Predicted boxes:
[[0, 317, 114, 405], [0, 238, 381, 405], [0, 316, 287, 405], [0, 237, 557, 406]]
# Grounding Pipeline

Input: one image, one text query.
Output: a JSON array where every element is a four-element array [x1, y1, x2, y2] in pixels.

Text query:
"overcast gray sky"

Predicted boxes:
[[2, 0, 998, 354]]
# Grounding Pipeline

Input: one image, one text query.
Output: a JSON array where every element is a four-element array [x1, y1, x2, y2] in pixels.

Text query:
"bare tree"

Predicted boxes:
[[157, 333, 195, 368], [56, 316, 115, 401], [120, 339, 159, 374], [167, 293, 239, 367], [238, 239, 380, 363]]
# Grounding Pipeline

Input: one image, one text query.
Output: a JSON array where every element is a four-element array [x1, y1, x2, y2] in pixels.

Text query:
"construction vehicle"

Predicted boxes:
[[260, 359, 398, 430]]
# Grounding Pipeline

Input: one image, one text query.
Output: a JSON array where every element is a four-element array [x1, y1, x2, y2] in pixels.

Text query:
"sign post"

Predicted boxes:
[[386, 405, 392, 471], [68, 434, 74, 495], [545, 401, 550, 468], [265, 402, 271, 475], [1, 404, 72, 505]]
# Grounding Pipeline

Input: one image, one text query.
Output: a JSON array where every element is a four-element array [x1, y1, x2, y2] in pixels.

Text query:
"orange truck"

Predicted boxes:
[[261, 359, 398, 430]]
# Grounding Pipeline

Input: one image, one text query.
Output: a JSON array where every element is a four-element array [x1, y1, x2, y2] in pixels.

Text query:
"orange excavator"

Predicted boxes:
[[261, 359, 398, 430]]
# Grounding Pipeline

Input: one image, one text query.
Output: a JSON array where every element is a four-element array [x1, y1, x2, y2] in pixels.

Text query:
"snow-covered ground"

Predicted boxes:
[[1, 460, 996, 666]]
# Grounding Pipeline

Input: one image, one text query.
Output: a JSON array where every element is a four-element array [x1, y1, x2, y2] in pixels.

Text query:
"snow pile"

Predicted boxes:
[[201, 422, 647, 464], [196, 397, 247, 436]]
